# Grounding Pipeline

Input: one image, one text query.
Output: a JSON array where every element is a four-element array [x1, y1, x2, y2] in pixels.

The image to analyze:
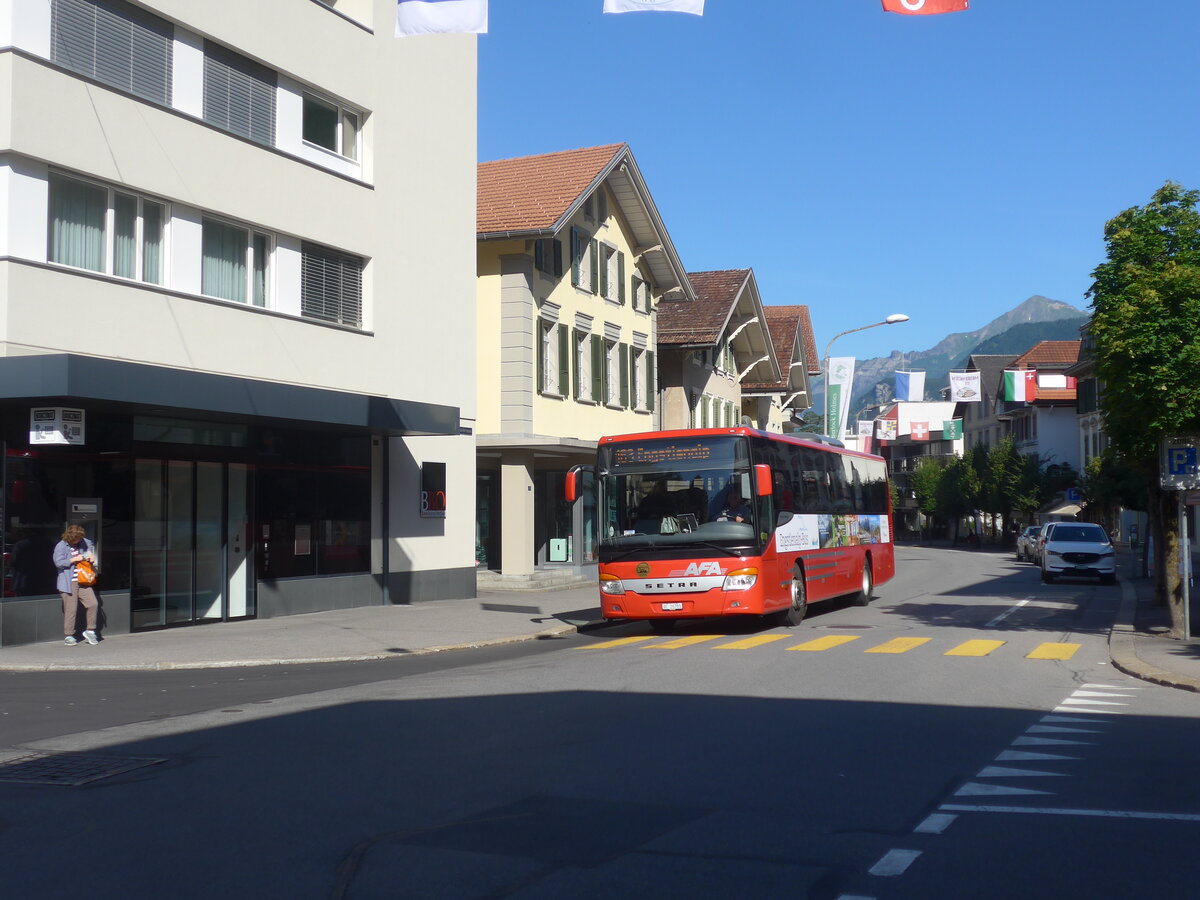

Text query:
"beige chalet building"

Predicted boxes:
[[742, 305, 820, 432], [475, 144, 692, 582], [656, 269, 781, 432]]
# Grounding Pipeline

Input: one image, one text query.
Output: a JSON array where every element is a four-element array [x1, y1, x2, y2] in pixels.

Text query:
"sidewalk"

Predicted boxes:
[[0, 586, 609, 672], [1109, 550, 1200, 693]]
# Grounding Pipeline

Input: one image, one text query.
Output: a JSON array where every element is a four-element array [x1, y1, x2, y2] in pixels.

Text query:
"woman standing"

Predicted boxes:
[[53, 525, 99, 646]]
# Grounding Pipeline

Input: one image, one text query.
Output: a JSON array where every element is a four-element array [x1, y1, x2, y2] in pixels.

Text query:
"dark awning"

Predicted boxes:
[[0, 354, 458, 436]]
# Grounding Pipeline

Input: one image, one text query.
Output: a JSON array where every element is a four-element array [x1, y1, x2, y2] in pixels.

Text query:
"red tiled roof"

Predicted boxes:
[[656, 269, 750, 345], [477, 144, 626, 235], [743, 305, 813, 391], [1011, 340, 1081, 369]]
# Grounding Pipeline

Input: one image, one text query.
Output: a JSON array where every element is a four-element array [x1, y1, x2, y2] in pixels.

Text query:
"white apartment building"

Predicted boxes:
[[0, 0, 477, 645]]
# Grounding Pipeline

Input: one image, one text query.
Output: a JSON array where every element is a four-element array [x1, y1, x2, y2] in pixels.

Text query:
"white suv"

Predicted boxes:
[[1041, 522, 1116, 584]]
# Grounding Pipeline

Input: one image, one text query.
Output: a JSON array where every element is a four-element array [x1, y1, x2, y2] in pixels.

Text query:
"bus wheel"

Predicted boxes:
[[853, 559, 873, 607], [649, 618, 678, 634], [782, 575, 808, 627]]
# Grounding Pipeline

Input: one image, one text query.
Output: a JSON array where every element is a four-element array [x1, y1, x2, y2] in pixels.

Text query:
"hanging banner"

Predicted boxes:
[[604, 0, 704, 13], [881, 0, 969, 14], [825, 357, 855, 437], [894, 370, 925, 402], [876, 419, 898, 441], [911, 421, 930, 441], [943, 419, 963, 440], [396, 0, 488, 36], [857, 420, 874, 437], [1003, 369, 1038, 402], [948, 371, 981, 402]]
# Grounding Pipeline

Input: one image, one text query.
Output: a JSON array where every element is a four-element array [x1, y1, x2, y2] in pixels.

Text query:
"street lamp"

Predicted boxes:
[[822, 314, 910, 437]]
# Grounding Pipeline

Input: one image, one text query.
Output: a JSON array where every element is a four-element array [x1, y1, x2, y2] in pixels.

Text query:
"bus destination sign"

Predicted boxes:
[[612, 442, 715, 468]]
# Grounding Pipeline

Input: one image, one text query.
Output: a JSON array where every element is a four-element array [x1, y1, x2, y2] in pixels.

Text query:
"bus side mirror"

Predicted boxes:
[[565, 468, 580, 502], [754, 464, 772, 498]]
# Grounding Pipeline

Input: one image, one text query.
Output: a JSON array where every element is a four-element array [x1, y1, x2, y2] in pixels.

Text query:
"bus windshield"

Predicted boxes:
[[597, 435, 759, 550]]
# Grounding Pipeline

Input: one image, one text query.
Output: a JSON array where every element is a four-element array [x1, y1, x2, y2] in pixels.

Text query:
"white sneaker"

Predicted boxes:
[[64, 635, 78, 645], [82, 630, 98, 645]]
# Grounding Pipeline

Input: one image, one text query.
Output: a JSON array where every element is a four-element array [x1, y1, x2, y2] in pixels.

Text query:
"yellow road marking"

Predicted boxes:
[[865, 637, 933, 654], [647, 635, 727, 650], [1027, 642, 1081, 660], [580, 636, 657, 650], [946, 639, 1007, 657], [713, 634, 793, 650], [788, 635, 863, 652]]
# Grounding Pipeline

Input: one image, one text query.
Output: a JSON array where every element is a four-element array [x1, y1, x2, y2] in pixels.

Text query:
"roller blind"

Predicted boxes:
[[301, 242, 364, 328], [51, 0, 173, 105], [203, 40, 277, 147]]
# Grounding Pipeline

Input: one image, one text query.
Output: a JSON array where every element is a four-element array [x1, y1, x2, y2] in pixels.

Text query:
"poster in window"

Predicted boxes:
[[421, 462, 447, 518]]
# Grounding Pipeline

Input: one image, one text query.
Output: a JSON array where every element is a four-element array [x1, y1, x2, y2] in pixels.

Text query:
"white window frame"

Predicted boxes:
[[200, 215, 273, 308], [302, 91, 361, 161], [605, 338, 621, 407], [540, 319, 562, 396], [632, 347, 645, 411], [602, 244, 620, 304], [576, 329, 594, 403], [47, 171, 169, 286]]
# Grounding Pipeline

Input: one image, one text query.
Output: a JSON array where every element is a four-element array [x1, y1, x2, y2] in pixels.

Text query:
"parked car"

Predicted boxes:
[[1032, 522, 1055, 565], [1041, 522, 1117, 584], [1016, 525, 1042, 562]]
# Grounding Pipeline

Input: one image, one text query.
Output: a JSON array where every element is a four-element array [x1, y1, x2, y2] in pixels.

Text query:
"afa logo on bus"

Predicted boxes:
[[671, 561, 726, 577]]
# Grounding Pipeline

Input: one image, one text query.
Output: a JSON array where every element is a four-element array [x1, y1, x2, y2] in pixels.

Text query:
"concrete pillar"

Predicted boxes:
[[500, 452, 535, 576]]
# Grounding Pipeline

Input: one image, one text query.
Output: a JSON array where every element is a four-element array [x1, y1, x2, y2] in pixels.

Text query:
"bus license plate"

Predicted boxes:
[[661, 603, 683, 611]]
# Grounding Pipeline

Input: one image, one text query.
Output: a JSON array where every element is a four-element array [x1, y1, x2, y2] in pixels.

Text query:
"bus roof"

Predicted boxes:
[[596, 427, 885, 462]]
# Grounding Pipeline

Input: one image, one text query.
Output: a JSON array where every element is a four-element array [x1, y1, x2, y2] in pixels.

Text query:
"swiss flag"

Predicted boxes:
[[911, 421, 930, 441], [882, 0, 969, 14], [1023, 370, 1038, 400]]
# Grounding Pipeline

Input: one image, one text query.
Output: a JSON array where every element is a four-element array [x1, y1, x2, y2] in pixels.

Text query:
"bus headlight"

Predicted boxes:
[[723, 568, 758, 592], [600, 574, 626, 596]]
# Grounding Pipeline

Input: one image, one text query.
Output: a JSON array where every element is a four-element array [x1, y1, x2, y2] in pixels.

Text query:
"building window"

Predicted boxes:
[[534, 238, 563, 278], [202, 218, 270, 306], [571, 227, 596, 293], [301, 242, 364, 328], [48, 173, 166, 285], [538, 320, 568, 396], [574, 330, 596, 402], [605, 339, 621, 406], [203, 41, 277, 146], [631, 274, 650, 313], [51, 0, 173, 105], [599, 245, 625, 304], [302, 93, 360, 160]]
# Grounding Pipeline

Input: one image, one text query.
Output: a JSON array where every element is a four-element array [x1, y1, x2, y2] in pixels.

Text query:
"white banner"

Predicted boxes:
[[894, 370, 925, 402], [604, 0, 705, 13], [948, 370, 982, 402], [396, 0, 488, 36], [825, 357, 855, 437]]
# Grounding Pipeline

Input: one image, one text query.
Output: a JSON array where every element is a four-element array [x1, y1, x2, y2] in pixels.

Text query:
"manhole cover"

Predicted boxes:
[[0, 751, 166, 786]]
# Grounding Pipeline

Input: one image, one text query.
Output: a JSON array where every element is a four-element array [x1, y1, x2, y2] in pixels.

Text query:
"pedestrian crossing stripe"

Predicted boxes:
[[946, 640, 1006, 657], [865, 637, 932, 654], [646, 634, 727, 650], [789, 635, 862, 652], [1026, 643, 1081, 660], [580, 636, 657, 650], [714, 634, 793, 650]]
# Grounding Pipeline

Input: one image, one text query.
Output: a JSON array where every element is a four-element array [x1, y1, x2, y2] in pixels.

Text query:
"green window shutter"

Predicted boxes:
[[572, 328, 581, 399], [619, 343, 630, 408], [592, 335, 604, 402], [536, 322, 545, 392], [647, 351, 656, 412], [558, 324, 570, 395], [598, 245, 608, 298], [589, 240, 599, 294], [618, 253, 626, 305], [553, 239, 563, 278], [570, 228, 580, 287], [701, 397, 709, 428]]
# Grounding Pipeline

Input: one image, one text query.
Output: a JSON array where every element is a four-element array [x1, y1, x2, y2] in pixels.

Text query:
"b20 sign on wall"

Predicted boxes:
[[421, 462, 447, 518]]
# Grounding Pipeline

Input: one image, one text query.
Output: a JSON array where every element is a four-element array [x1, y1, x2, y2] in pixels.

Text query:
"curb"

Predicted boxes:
[[1108, 577, 1200, 694], [0, 623, 581, 673]]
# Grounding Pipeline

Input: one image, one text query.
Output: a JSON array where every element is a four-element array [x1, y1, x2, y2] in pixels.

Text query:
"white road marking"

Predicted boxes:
[[868, 849, 922, 877], [976, 766, 1066, 778], [1056, 698, 1127, 707], [955, 782, 1051, 797], [996, 750, 1080, 762], [1071, 690, 1135, 698], [1012, 736, 1092, 747], [985, 597, 1033, 627], [941, 804, 1200, 822], [1082, 683, 1142, 689], [1052, 705, 1124, 715], [913, 813, 957, 834], [1026, 725, 1103, 734]]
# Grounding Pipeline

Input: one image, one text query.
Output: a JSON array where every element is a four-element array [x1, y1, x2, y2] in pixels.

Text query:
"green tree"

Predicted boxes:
[[935, 456, 981, 542], [988, 438, 1041, 532], [911, 458, 943, 540], [1087, 182, 1200, 635]]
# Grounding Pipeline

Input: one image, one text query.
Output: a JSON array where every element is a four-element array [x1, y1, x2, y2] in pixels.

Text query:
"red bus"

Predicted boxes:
[[566, 427, 895, 630]]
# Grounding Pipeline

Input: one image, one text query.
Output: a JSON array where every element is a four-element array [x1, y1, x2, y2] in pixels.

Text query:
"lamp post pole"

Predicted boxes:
[[822, 314, 910, 438]]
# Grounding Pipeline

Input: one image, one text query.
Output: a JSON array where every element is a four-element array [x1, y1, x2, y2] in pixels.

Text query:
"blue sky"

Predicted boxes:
[[477, 0, 1200, 361]]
